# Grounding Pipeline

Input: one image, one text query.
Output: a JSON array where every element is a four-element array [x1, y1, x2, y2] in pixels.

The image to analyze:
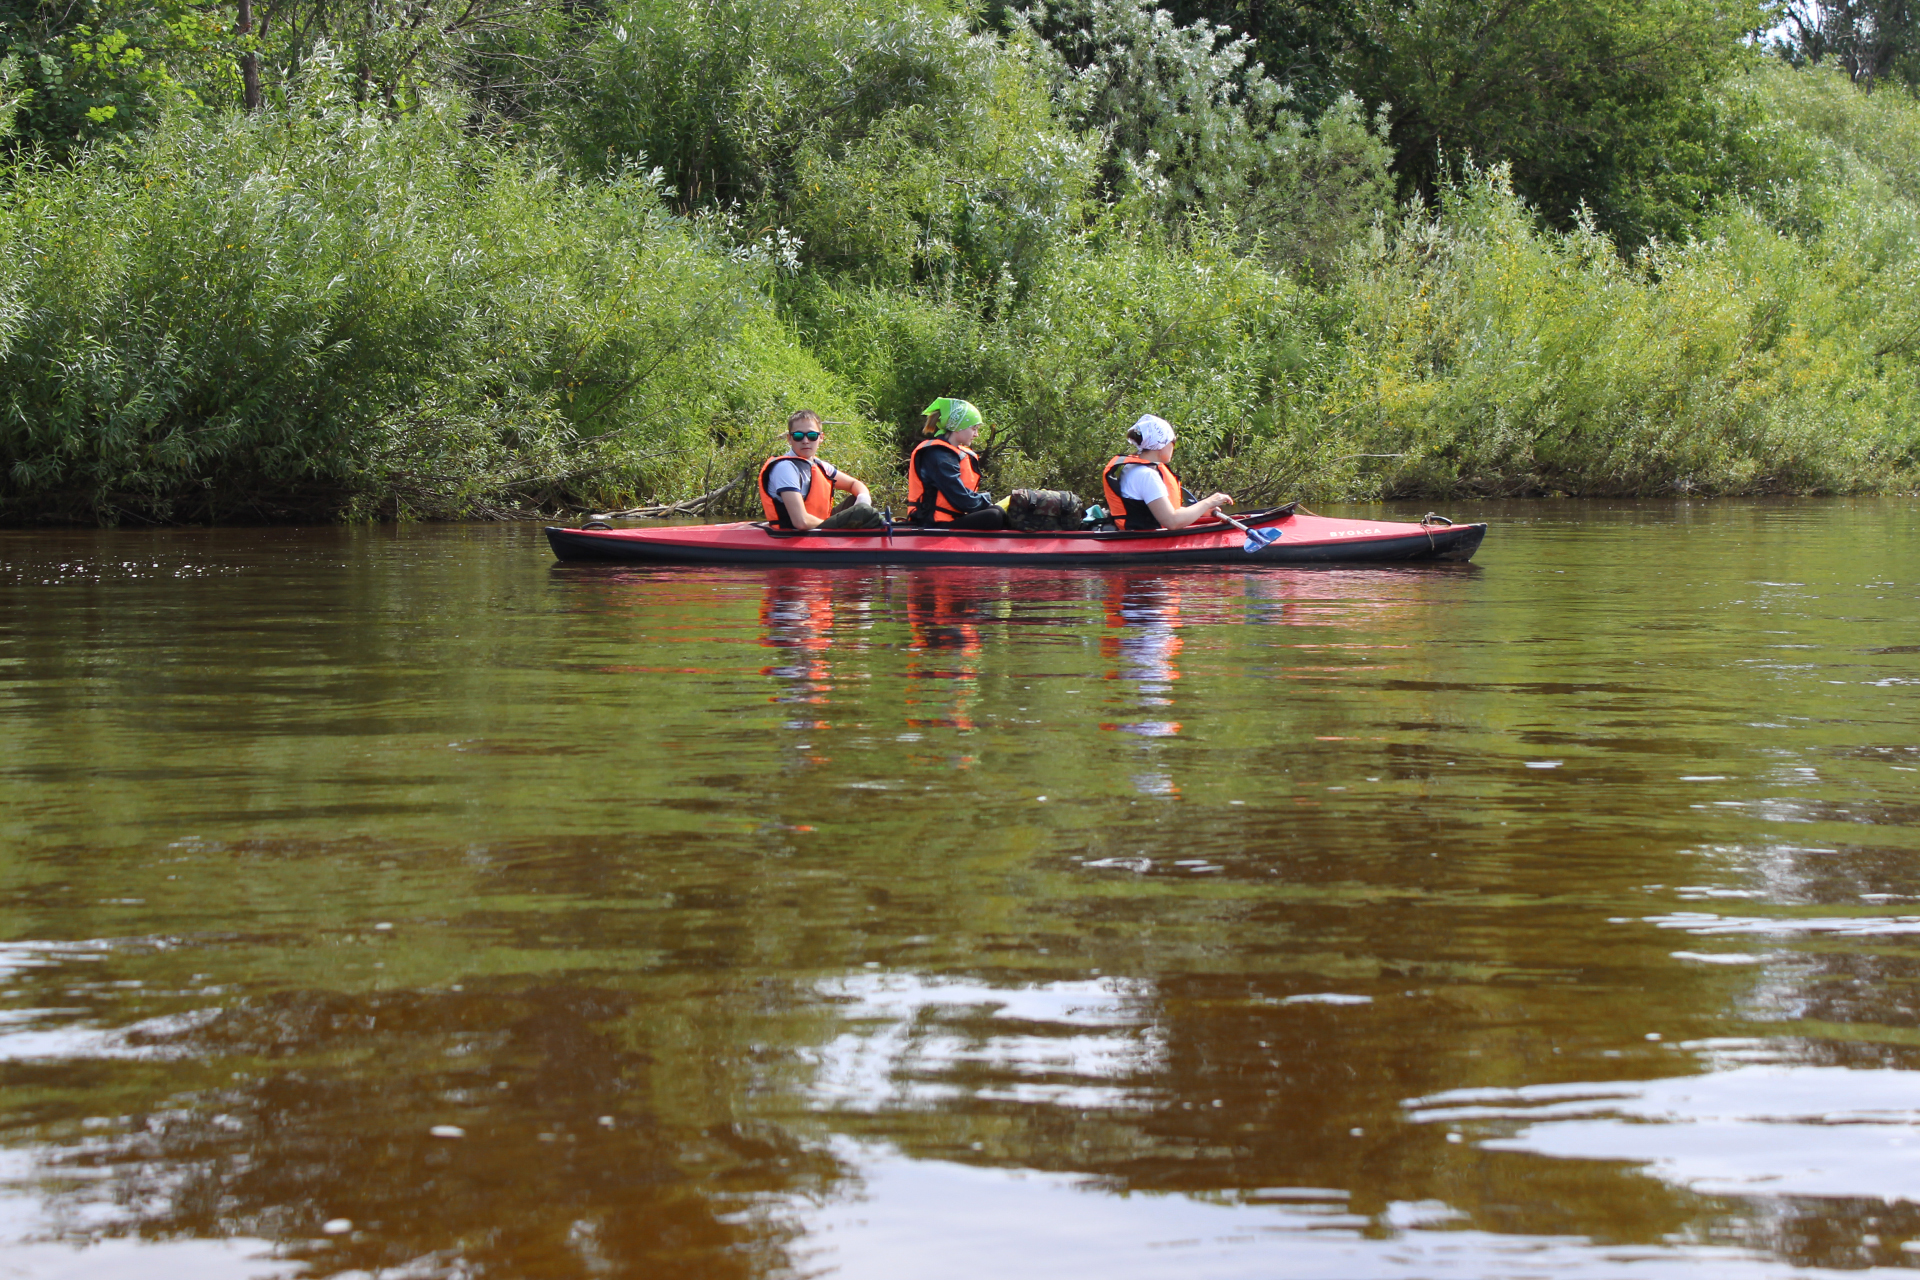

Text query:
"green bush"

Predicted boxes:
[[0, 0, 241, 153], [1322, 162, 1920, 497], [791, 210, 1351, 506], [1019, 0, 1395, 282], [985, 215, 1343, 502], [8, 14, 1920, 526], [0, 76, 873, 523], [1343, 0, 1768, 247], [551, 0, 1101, 294]]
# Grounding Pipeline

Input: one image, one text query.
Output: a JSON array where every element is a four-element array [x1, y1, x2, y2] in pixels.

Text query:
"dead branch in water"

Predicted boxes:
[[590, 472, 746, 519]]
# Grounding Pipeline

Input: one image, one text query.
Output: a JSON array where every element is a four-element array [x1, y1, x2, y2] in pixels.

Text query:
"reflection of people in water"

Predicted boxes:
[[905, 572, 983, 655], [1102, 573, 1182, 726], [906, 398, 1007, 530], [759, 570, 834, 716], [1100, 573, 1183, 795], [1100, 414, 1234, 531], [759, 410, 875, 530], [902, 571, 982, 734]]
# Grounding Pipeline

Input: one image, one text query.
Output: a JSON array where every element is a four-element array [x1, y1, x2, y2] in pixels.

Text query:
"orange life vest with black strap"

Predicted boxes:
[[906, 438, 984, 524], [759, 454, 838, 526], [1102, 455, 1184, 531]]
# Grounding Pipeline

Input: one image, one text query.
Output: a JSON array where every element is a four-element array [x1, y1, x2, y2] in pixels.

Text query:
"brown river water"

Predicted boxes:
[[0, 498, 1917, 1279]]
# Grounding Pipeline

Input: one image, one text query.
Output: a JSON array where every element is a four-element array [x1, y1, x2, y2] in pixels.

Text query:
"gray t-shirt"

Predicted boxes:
[[767, 455, 837, 498]]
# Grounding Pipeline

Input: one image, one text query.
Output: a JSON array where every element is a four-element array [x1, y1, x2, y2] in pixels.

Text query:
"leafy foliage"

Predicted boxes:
[[1156, 0, 1357, 120], [1020, 0, 1294, 210], [1325, 159, 1920, 497], [244, 0, 573, 112], [545, 0, 1101, 295], [0, 0, 239, 150], [0, 76, 872, 522], [792, 210, 1359, 505], [1342, 0, 1767, 245], [5, 0, 1920, 524], [1773, 0, 1920, 93], [1017, 0, 1392, 279]]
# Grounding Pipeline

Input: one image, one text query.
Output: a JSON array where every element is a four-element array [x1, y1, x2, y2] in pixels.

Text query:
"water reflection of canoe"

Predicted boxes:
[[545, 504, 1486, 567]]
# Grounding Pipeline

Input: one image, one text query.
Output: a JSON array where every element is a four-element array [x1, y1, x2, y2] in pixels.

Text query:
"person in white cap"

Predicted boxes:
[[1099, 415, 1234, 530]]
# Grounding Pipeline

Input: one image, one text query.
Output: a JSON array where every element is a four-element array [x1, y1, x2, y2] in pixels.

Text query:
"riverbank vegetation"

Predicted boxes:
[[1, 0, 1918, 521]]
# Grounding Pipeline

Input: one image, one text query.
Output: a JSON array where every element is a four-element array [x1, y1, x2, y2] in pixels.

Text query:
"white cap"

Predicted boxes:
[[1131, 414, 1176, 451]]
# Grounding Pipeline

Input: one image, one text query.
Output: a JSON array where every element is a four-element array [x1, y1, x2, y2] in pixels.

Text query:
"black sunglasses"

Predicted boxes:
[[789, 430, 821, 441]]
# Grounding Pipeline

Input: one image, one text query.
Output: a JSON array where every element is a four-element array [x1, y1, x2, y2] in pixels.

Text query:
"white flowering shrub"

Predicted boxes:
[[1018, 0, 1392, 279], [1019, 0, 1293, 211]]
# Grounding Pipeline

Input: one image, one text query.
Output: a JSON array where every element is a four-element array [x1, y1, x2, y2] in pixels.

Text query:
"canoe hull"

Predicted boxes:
[[546, 508, 1486, 567]]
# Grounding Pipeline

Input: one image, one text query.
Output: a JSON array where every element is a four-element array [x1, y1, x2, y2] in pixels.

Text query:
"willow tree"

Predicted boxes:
[[1774, 0, 1920, 93], [1341, 0, 1767, 245]]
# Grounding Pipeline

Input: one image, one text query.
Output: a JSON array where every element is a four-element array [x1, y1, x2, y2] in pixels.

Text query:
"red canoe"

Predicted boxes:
[[545, 504, 1486, 567]]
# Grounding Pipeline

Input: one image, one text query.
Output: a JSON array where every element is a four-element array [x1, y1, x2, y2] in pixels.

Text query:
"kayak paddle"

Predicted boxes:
[[1179, 484, 1280, 552], [1215, 510, 1281, 553]]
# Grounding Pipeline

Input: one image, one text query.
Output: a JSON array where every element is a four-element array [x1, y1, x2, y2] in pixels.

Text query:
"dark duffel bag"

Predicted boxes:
[[1006, 488, 1087, 532]]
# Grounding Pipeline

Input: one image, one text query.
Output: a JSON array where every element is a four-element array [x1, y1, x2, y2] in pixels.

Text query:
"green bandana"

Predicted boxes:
[[923, 398, 983, 434]]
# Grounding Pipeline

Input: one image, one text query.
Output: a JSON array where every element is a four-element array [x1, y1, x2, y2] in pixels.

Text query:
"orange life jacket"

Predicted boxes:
[[759, 455, 838, 526], [906, 438, 983, 524], [1101, 455, 1183, 530]]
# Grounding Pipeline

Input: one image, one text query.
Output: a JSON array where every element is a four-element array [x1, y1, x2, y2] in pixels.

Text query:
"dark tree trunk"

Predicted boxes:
[[237, 0, 262, 111]]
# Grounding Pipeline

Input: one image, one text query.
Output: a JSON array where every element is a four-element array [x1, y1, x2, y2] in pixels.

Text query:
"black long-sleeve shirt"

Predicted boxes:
[[913, 445, 992, 517]]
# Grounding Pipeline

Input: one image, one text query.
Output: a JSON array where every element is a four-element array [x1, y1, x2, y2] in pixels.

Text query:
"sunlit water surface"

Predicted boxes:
[[0, 498, 1917, 1279]]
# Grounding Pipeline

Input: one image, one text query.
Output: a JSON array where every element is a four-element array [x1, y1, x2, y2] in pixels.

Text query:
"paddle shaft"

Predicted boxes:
[[1179, 485, 1253, 534], [1172, 486, 1275, 549]]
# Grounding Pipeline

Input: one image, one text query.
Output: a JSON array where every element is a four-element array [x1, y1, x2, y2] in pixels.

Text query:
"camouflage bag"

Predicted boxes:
[[1005, 489, 1087, 532]]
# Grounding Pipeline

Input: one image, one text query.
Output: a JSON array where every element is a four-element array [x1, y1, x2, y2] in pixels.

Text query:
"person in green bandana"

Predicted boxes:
[[904, 398, 1007, 530]]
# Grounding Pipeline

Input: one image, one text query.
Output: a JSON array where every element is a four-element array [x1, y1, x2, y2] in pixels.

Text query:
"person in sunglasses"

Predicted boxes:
[[906, 397, 1007, 530], [759, 411, 878, 530], [1100, 414, 1233, 530]]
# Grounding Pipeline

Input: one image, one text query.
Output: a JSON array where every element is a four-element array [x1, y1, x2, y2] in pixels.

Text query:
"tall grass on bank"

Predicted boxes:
[[0, 78, 874, 524], [1324, 153, 1920, 498]]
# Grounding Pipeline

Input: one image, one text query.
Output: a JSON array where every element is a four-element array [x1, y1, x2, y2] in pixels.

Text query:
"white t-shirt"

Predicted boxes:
[[1116, 463, 1169, 506], [767, 455, 837, 498]]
